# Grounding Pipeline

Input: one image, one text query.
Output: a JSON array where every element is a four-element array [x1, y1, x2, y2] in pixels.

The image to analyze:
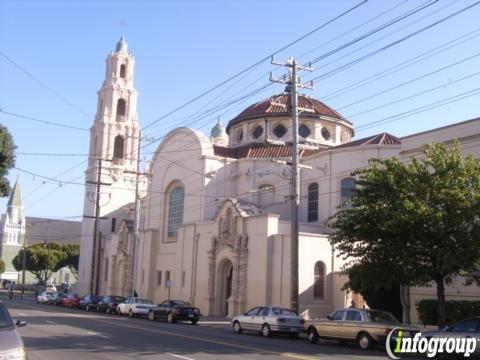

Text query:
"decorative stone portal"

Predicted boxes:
[[217, 259, 233, 316], [208, 200, 251, 317]]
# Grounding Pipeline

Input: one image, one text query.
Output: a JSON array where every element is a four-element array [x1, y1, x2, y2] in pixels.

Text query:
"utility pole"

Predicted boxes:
[[270, 57, 313, 315], [124, 132, 152, 297], [21, 243, 26, 299], [86, 158, 111, 295]]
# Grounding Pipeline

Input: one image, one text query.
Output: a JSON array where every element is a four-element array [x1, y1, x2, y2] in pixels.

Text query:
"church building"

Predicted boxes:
[[77, 38, 480, 322]]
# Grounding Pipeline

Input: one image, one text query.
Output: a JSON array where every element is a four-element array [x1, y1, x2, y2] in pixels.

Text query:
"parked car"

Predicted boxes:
[[53, 292, 68, 306], [305, 308, 418, 350], [117, 297, 156, 318], [148, 300, 201, 324], [97, 296, 126, 314], [0, 301, 27, 360], [231, 306, 305, 337], [62, 294, 81, 309], [421, 316, 480, 353], [78, 295, 104, 311], [36, 291, 54, 304], [46, 292, 63, 305]]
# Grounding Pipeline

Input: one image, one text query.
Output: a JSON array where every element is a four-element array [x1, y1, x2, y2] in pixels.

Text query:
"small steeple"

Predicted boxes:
[[7, 178, 22, 208], [115, 36, 128, 54]]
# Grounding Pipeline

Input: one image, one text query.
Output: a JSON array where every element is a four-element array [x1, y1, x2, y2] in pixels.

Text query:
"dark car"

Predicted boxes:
[[78, 295, 104, 311], [62, 294, 81, 309], [53, 292, 68, 306], [148, 300, 201, 324], [97, 296, 126, 314], [46, 292, 65, 305]]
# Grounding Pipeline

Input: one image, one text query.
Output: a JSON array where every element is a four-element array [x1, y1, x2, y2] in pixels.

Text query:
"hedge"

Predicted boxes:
[[416, 299, 480, 326]]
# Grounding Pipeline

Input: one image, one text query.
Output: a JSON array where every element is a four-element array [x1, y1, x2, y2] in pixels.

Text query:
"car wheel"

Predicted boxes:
[[308, 328, 319, 344], [358, 332, 372, 350], [167, 312, 176, 323], [233, 321, 242, 334], [261, 324, 271, 337], [117, 307, 122, 315], [191, 319, 198, 325], [129, 309, 134, 318], [148, 311, 156, 321]]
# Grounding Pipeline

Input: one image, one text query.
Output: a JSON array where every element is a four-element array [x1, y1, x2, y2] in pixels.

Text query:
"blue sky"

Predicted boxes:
[[1, 0, 480, 219]]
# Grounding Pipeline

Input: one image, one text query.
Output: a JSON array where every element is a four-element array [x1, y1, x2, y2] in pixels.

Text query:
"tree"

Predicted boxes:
[[327, 142, 480, 328], [0, 125, 16, 196], [53, 244, 79, 279], [345, 262, 402, 321], [12, 243, 63, 283], [0, 259, 5, 274]]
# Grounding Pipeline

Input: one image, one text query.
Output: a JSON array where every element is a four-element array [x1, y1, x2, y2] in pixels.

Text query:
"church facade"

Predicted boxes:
[[78, 39, 480, 322]]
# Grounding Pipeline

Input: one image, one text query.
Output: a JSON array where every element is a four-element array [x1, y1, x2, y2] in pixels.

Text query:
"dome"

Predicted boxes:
[[210, 119, 228, 146], [115, 36, 128, 54], [225, 91, 350, 134]]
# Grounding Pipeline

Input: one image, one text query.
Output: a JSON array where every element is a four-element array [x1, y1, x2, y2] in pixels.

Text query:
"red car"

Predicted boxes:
[[63, 294, 81, 308]]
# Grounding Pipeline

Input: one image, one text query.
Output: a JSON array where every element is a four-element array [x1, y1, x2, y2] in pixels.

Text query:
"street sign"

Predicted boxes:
[[165, 280, 172, 289]]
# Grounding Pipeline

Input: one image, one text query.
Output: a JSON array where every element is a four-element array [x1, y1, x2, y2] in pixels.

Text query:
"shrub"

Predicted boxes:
[[417, 299, 480, 326]]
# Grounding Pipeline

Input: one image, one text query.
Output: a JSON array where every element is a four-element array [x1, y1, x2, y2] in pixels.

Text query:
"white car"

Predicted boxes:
[[117, 297, 156, 318], [231, 306, 305, 337], [36, 291, 53, 304]]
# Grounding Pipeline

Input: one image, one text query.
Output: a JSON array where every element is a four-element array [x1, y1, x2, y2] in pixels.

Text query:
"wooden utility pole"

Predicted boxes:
[[86, 158, 111, 295], [270, 57, 313, 315]]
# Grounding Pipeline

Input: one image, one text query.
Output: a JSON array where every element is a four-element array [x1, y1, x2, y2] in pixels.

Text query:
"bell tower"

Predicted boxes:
[[77, 37, 140, 295]]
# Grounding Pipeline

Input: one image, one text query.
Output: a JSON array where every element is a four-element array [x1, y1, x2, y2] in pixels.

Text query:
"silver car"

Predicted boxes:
[[231, 305, 304, 337], [0, 301, 27, 360]]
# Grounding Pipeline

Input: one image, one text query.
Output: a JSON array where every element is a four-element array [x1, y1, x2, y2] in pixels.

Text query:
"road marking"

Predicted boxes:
[[17, 312, 27, 317], [281, 353, 325, 360], [167, 353, 196, 360], [87, 331, 110, 339], [46, 320, 57, 325]]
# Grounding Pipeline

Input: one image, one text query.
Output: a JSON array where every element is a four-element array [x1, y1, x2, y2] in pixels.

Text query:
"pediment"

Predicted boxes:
[[212, 198, 261, 222]]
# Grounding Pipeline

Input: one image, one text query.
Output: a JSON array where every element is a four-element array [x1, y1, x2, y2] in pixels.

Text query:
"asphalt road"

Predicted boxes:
[[4, 299, 393, 360]]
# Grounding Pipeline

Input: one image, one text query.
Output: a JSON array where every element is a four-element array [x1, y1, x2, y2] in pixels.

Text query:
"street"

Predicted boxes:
[[4, 299, 392, 360]]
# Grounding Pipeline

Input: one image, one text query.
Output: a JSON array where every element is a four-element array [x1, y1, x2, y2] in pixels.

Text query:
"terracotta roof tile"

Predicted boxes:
[[213, 143, 306, 160]]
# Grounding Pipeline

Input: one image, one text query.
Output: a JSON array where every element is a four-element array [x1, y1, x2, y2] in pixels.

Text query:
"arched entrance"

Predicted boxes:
[[217, 259, 233, 316]]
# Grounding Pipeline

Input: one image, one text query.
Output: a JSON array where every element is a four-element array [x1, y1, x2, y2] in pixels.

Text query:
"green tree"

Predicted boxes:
[[0, 259, 5, 274], [345, 262, 402, 321], [53, 244, 79, 279], [328, 142, 480, 328], [12, 243, 63, 283], [0, 125, 16, 196]]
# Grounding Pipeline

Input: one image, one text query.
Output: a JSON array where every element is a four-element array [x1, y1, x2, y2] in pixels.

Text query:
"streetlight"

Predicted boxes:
[[21, 244, 26, 299], [42, 241, 49, 288]]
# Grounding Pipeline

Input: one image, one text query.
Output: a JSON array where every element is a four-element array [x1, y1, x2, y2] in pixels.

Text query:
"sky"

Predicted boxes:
[[1, 0, 480, 220]]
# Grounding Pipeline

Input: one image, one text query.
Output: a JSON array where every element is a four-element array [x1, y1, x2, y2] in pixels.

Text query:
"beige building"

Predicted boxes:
[[78, 38, 480, 321]]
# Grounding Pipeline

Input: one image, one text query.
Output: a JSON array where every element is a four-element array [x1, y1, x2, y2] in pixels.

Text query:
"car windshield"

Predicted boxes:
[[136, 299, 152, 304], [366, 310, 399, 324], [112, 296, 125, 302], [0, 304, 14, 330], [272, 308, 296, 316], [172, 300, 190, 306]]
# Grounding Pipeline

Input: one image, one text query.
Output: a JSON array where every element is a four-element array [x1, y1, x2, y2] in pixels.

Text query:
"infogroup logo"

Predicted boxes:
[[386, 328, 477, 359]]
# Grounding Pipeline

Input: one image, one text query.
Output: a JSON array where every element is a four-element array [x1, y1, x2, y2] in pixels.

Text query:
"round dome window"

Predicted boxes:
[[252, 125, 264, 139], [273, 124, 287, 138], [321, 127, 331, 140], [298, 124, 311, 138]]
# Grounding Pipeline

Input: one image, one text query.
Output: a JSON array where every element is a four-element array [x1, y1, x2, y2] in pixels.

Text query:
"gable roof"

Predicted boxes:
[[212, 198, 262, 220], [333, 132, 401, 149]]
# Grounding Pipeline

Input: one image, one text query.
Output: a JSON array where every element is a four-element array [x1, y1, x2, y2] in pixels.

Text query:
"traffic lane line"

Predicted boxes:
[[167, 353, 196, 360], [87, 331, 110, 339]]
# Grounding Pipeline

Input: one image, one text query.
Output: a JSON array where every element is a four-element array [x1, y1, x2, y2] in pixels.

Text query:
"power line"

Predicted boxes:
[[0, 109, 89, 132], [0, 51, 91, 119]]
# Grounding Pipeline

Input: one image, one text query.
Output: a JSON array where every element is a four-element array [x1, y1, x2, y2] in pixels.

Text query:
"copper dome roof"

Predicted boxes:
[[226, 92, 350, 133]]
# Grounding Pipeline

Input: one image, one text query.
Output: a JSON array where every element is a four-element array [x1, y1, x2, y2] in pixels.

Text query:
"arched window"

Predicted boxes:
[[258, 184, 275, 207], [307, 183, 319, 222], [120, 64, 126, 78], [314, 261, 325, 299], [113, 135, 124, 159], [116, 98, 126, 120], [341, 178, 356, 202], [167, 185, 185, 237]]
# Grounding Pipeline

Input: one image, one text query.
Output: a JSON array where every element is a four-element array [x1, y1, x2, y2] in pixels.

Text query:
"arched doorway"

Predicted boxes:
[[217, 259, 233, 316]]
